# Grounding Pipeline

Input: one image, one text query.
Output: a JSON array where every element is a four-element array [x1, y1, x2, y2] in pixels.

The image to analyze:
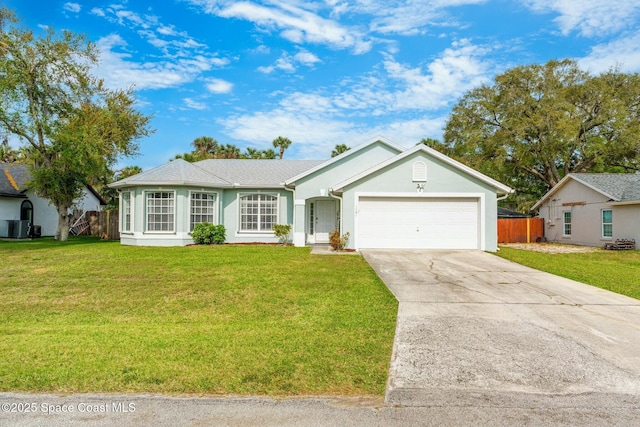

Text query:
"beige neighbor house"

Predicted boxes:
[[532, 173, 640, 247]]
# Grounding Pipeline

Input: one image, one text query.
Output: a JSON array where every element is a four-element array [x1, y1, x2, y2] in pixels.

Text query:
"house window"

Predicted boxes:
[[563, 211, 571, 236], [309, 202, 314, 234], [602, 209, 613, 238], [239, 193, 277, 232], [121, 192, 132, 232], [412, 161, 427, 182], [146, 191, 175, 232], [190, 192, 216, 231]]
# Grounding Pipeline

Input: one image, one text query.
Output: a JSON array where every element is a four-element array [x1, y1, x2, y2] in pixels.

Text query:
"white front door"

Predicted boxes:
[[315, 200, 336, 243]]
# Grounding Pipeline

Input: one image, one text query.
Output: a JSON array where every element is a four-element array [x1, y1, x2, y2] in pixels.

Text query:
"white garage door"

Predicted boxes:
[[357, 196, 480, 249]]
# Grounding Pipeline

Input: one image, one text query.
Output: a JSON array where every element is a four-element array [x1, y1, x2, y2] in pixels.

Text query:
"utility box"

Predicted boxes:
[[0, 220, 9, 238], [7, 220, 30, 239]]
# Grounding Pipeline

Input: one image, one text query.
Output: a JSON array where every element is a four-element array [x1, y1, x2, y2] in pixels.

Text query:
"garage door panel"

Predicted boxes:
[[357, 197, 479, 249]]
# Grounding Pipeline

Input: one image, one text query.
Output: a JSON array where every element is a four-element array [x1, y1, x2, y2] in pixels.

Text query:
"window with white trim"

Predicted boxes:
[[563, 211, 571, 236], [602, 209, 613, 238], [121, 191, 132, 232], [146, 191, 175, 232], [190, 192, 217, 231], [239, 193, 277, 232]]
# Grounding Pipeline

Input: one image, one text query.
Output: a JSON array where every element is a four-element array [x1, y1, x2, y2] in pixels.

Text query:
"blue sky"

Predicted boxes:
[[6, 0, 640, 170]]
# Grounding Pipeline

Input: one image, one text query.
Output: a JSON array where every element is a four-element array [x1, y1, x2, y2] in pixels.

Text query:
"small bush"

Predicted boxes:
[[192, 223, 226, 245], [329, 229, 350, 251], [272, 224, 292, 245]]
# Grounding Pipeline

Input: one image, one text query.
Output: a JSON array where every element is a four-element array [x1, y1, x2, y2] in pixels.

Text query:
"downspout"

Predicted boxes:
[[282, 183, 297, 244]]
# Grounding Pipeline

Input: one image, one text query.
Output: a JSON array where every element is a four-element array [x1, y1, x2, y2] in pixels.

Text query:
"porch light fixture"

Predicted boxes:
[[416, 183, 425, 192]]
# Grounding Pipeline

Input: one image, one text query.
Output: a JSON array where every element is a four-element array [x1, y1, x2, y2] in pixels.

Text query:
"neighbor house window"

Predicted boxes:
[[563, 211, 571, 236], [602, 209, 613, 238], [239, 193, 277, 232], [146, 191, 175, 232], [190, 192, 217, 231], [121, 191, 132, 232]]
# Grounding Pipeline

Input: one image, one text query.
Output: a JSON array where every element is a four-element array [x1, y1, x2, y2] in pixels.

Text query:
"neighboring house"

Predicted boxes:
[[0, 163, 106, 237], [532, 173, 640, 246], [498, 207, 530, 218], [109, 137, 513, 250]]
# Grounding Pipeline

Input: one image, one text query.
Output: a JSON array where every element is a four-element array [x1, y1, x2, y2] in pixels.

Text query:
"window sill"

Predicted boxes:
[[143, 231, 177, 235]]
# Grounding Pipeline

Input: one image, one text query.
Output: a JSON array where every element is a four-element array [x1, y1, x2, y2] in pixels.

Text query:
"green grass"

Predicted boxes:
[[496, 246, 640, 300], [0, 237, 398, 396]]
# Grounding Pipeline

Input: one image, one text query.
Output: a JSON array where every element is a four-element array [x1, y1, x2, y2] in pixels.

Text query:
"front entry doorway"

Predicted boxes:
[[314, 200, 336, 243]]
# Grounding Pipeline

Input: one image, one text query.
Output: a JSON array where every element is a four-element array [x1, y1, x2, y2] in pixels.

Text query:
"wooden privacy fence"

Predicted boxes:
[[498, 217, 544, 243], [87, 210, 120, 240]]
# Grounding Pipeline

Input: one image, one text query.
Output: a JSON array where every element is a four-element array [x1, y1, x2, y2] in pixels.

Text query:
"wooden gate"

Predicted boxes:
[[498, 217, 544, 243]]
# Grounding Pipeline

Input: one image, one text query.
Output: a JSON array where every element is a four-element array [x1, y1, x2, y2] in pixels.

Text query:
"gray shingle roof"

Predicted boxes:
[[195, 159, 325, 187], [109, 158, 326, 188], [572, 173, 640, 202], [0, 163, 29, 198], [110, 159, 230, 188]]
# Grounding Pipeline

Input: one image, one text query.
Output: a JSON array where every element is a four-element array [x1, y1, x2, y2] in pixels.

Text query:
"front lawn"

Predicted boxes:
[[497, 246, 640, 300], [0, 237, 398, 396]]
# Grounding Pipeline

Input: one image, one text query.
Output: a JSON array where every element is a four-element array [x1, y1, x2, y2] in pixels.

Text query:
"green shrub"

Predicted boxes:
[[329, 229, 350, 251], [272, 224, 292, 245], [191, 223, 226, 245]]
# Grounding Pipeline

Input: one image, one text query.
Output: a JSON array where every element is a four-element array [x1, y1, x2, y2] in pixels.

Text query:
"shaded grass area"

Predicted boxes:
[[497, 246, 640, 300], [0, 237, 398, 395]]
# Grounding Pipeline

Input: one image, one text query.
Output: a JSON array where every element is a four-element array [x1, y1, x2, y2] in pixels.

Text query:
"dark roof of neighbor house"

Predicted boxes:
[[0, 163, 107, 205], [571, 173, 640, 202], [110, 158, 326, 189], [498, 207, 529, 218], [532, 173, 640, 210], [0, 163, 29, 198]]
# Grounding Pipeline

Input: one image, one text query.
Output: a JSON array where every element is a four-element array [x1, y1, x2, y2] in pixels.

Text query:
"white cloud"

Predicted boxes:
[[63, 3, 81, 13], [522, 0, 640, 37], [217, 38, 495, 155], [183, 98, 208, 110], [578, 30, 640, 73], [294, 50, 321, 65], [258, 50, 321, 73], [186, 0, 372, 53], [206, 78, 234, 93], [94, 34, 221, 90], [346, 0, 486, 35], [90, 8, 105, 17]]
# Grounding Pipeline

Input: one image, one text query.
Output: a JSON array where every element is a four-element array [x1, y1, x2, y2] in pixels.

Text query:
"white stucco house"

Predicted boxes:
[[0, 163, 106, 237], [532, 173, 640, 247], [109, 137, 513, 251]]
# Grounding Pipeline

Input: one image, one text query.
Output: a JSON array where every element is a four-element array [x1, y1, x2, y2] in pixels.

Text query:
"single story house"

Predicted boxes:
[[109, 137, 513, 251], [532, 173, 640, 246], [0, 163, 105, 237]]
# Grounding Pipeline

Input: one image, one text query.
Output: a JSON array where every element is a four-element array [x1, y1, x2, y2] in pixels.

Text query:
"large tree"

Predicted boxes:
[[0, 9, 152, 240], [443, 59, 640, 210]]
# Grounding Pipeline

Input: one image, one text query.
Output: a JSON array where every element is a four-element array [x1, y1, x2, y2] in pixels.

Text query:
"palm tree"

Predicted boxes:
[[272, 136, 292, 160], [218, 144, 241, 159], [331, 144, 350, 158], [192, 136, 218, 157]]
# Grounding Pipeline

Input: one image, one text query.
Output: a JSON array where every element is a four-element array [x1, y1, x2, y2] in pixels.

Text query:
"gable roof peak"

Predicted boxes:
[[284, 136, 405, 185]]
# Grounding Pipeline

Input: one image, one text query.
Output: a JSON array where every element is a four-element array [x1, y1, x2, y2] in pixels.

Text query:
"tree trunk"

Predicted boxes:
[[56, 204, 71, 241]]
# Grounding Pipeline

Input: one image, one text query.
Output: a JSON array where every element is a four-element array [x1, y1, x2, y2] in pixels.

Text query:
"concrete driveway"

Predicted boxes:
[[361, 250, 640, 412]]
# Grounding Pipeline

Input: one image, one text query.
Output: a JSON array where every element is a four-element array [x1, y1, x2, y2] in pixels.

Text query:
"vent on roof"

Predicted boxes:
[[412, 161, 427, 182]]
